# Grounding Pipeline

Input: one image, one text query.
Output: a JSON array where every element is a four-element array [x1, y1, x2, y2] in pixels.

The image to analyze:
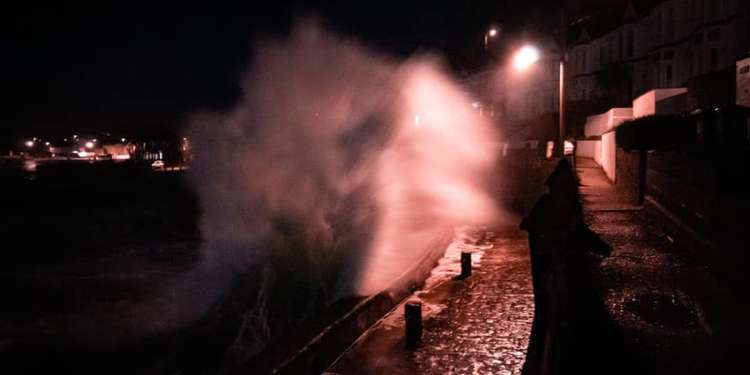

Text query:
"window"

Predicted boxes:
[[709, 0, 720, 18], [666, 65, 673, 84], [666, 8, 675, 39], [626, 29, 634, 57], [582, 50, 587, 71], [657, 9, 663, 39], [693, 0, 702, 24], [710, 48, 719, 69], [708, 29, 721, 42], [696, 50, 703, 73]]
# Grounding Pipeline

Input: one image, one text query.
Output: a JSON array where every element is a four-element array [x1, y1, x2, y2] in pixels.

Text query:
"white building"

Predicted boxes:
[[568, 0, 750, 107], [738, 56, 750, 108]]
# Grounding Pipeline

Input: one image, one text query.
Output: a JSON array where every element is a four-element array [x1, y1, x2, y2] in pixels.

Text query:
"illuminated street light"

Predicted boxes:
[[484, 27, 499, 50], [85, 141, 94, 149], [513, 45, 541, 71], [25, 140, 34, 148], [511, 42, 568, 156]]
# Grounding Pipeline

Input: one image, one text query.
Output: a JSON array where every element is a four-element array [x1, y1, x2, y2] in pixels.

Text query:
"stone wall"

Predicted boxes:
[[496, 151, 559, 214], [615, 148, 646, 205]]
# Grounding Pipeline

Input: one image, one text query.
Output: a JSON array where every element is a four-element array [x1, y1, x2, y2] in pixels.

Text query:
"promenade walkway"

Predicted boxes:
[[329, 157, 745, 375], [577, 157, 745, 374], [327, 224, 534, 374]]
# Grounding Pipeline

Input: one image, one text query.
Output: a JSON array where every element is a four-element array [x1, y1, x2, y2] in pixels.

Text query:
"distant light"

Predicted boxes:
[[92, 139, 97, 143], [546, 141, 555, 159], [472, 101, 481, 109], [513, 45, 541, 71], [564, 140, 575, 155], [73, 134, 78, 139], [121, 138, 126, 143], [64, 138, 68, 142], [45, 142, 50, 146], [85, 141, 94, 149], [488, 28, 498, 37], [25, 140, 34, 148]]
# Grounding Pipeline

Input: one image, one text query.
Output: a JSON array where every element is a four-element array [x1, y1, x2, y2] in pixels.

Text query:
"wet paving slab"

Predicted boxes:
[[328, 226, 534, 375], [577, 158, 749, 374]]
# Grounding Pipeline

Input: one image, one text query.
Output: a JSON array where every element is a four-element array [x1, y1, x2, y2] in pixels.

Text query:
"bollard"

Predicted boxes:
[[460, 251, 472, 278], [404, 301, 422, 348]]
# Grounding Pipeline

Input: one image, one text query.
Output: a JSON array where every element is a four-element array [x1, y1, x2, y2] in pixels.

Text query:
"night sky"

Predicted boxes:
[[5, 0, 587, 138]]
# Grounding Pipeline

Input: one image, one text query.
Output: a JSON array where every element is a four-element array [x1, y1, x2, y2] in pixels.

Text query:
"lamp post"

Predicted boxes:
[[484, 27, 499, 51], [512, 42, 567, 156]]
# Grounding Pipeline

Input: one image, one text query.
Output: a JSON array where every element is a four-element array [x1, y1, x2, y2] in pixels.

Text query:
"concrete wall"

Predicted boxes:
[[576, 140, 597, 158], [583, 107, 633, 182], [600, 132, 617, 181], [584, 108, 633, 137], [633, 88, 688, 118], [615, 149, 646, 204]]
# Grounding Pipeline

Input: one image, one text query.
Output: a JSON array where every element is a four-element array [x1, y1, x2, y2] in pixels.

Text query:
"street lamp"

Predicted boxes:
[[512, 45, 540, 71], [484, 27, 499, 50], [512, 43, 567, 156]]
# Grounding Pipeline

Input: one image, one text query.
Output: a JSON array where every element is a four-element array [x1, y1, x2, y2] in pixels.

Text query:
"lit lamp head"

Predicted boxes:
[[513, 45, 541, 71], [85, 141, 95, 149]]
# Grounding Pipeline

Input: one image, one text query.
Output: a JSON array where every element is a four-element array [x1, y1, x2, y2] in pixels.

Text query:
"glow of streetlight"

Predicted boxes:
[[85, 141, 95, 149], [488, 28, 498, 37], [25, 140, 34, 148], [513, 45, 541, 71]]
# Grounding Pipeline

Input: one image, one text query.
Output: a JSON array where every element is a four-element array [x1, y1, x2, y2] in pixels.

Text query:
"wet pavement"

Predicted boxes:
[[328, 225, 534, 375], [578, 157, 748, 374], [329, 158, 747, 375]]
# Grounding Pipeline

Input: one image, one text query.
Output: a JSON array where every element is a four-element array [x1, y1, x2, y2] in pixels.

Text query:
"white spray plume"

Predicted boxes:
[[137, 20, 503, 341]]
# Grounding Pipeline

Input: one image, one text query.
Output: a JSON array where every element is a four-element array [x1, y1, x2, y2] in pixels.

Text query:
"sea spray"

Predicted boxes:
[[147, 20, 503, 366]]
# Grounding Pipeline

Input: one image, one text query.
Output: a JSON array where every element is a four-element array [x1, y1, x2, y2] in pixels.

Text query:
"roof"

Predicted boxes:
[[567, 0, 666, 46]]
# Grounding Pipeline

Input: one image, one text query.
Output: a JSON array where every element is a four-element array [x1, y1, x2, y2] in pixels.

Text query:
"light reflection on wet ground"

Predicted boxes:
[[329, 225, 534, 374], [578, 157, 746, 374]]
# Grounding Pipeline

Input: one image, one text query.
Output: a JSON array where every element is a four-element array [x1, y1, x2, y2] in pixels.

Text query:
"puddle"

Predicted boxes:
[[624, 292, 697, 329]]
